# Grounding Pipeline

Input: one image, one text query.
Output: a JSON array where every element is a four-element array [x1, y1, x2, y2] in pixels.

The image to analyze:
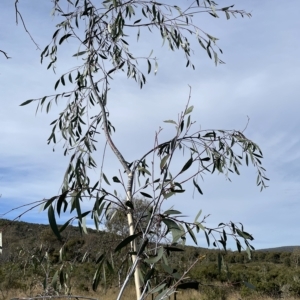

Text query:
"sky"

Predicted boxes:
[[0, 0, 300, 251]]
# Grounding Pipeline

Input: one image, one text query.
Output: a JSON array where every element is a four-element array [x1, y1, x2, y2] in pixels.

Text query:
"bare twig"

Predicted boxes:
[[0, 50, 11, 59], [14, 0, 40, 50]]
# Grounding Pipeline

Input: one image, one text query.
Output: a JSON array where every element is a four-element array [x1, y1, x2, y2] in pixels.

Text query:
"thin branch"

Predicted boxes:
[[15, 0, 40, 50], [0, 50, 11, 59], [88, 73, 130, 175]]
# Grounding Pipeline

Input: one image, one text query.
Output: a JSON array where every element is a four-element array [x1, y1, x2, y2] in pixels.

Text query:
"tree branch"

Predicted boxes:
[[15, 0, 40, 50], [0, 50, 11, 59]]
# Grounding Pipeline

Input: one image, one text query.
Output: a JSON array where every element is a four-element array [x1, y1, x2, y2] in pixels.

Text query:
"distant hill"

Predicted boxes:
[[0, 218, 299, 256], [257, 245, 300, 252]]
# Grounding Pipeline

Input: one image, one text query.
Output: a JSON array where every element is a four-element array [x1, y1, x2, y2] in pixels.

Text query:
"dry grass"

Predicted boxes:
[[5, 287, 300, 300]]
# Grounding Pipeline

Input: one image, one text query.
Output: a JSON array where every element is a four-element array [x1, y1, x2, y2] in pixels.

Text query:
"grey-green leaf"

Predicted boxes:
[[164, 120, 177, 125], [185, 223, 197, 245], [160, 154, 170, 170], [179, 156, 193, 174], [48, 205, 62, 241], [144, 246, 164, 264], [102, 173, 111, 185], [164, 209, 181, 215], [20, 99, 34, 106], [194, 209, 202, 222], [115, 233, 141, 252], [185, 105, 194, 115], [193, 178, 203, 195], [112, 176, 121, 183]]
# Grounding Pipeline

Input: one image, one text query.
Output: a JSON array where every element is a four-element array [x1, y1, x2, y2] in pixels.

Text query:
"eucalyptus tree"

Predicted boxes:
[[18, 0, 268, 299]]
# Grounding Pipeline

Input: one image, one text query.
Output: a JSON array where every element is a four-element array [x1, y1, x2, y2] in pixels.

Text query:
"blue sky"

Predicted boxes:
[[1, 1, 300, 250]]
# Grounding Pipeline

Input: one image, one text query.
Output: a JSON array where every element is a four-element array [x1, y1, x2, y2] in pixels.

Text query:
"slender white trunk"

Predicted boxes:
[[126, 191, 141, 299]]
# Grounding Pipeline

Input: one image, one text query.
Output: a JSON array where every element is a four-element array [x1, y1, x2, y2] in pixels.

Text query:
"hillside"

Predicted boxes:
[[0, 218, 298, 256], [0, 218, 300, 300]]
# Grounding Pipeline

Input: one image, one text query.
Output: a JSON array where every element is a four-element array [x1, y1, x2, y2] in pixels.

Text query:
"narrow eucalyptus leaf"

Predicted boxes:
[[185, 223, 197, 245], [163, 209, 181, 215], [193, 178, 203, 195], [20, 99, 34, 106], [160, 154, 170, 170], [179, 156, 193, 174], [48, 205, 62, 241], [194, 209, 202, 222], [185, 105, 194, 115], [164, 120, 177, 125], [115, 233, 141, 252], [140, 192, 152, 198]]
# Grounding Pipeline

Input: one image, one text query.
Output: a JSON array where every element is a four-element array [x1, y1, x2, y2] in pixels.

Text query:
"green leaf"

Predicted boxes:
[[162, 262, 173, 274], [59, 33, 72, 45], [151, 283, 166, 294], [214, 51, 218, 66], [179, 156, 193, 174], [102, 173, 111, 185], [61, 75, 65, 86], [59, 217, 73, 233], [57, 190, 68, 217], [112, 176, 121, 183], [20, 99, 34, 106], [236, 239, 242, 252], [185, 224, 197, 245], [115, 233, 141, 252], [73, 51, 87, 57], [96, 253, 105, 264], [179, 120, 184, 133], [246, 246, 252, 260], [140, 192, 152, 198], [138, 167, 151, 175], [194, 209, 202, 222], [185, 105, 194, 115], [164, 209, 181, 215], [225, 11, 230, 20], [236, 229, 254, 240], [163, 191, 175, 199], [155, 288, 174, 300], [162, 219, 180, 231], [187, 115, 191, 129], [92, 256, 105, 291], [144, 246, 164, 264], [147, 59, 151, 74], [193, 178, 203, 195], [51, 270, 59, 289], [164, 120, 177, 125], [204, 230, 210, 247], [144, 268, 155, 283], [54, 79, 60, 90], [160, 154, 170, 170], [43, 196, 58, 210], [48, 205, 62, 241]]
